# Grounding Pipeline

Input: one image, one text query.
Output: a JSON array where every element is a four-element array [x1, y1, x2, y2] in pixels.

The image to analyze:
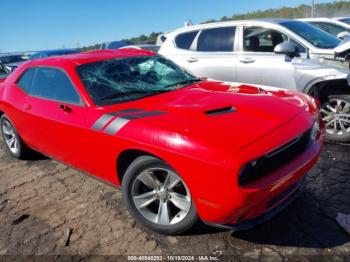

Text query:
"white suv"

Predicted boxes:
[[159, 19, 350, 142]]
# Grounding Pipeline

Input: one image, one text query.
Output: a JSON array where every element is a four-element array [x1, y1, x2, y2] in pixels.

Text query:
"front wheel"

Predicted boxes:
[[320, 95, 350, 143], [122, 155, 198, 235]]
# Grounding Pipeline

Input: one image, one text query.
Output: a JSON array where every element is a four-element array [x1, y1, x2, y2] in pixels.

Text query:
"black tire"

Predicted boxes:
[[0, 114, 34, 159], [321, 95, 350, 143], [122, 155, 198, 235]]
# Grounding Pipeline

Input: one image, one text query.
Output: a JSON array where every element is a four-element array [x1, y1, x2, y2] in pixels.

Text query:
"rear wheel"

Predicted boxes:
[[122, 155, 198, 235], [320, 95, 350, 143], [0, 114, 33, 159]]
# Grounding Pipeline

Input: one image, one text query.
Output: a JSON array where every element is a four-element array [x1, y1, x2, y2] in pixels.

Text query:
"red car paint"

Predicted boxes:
[[0, 49, 324, 226]]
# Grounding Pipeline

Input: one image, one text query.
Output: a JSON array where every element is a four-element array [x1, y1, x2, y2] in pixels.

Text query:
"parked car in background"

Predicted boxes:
[[0, 62, 9, 82], [0, 54, 29, 71], [299, 18, 350, 39], [333, 17, 350, 25], [0, 54, 28, 65], [30, 49, 80, 60], [120, 44, 160, 52], [100, 40, 134, 50], [156, 34, 167, 46], [159, 19, 350, 142], [0, 49, 324, 234]]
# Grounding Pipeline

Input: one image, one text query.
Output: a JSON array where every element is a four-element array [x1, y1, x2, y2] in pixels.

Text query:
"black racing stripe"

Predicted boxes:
[[92, 114, 115, 131], [104, 118, 130, 135], [123, 111, 165, 120], [97, 110, 166, 135]]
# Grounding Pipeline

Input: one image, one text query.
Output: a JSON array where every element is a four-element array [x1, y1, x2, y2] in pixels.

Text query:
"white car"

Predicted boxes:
[[299, 18, 350, 39], [333, 17, 350, 26], [120, 44, 160, 53], [158, 19, 350, 142]]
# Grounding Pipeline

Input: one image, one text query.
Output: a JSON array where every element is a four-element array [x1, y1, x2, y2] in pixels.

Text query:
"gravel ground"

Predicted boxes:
[[0, 138, 349, 261]]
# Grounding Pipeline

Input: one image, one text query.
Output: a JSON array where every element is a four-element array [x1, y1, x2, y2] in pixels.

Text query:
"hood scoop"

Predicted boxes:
[[205, 106, 236, 116]]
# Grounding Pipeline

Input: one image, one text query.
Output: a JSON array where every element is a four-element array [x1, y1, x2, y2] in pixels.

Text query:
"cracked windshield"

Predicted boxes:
[[77, 55, 199, 105]]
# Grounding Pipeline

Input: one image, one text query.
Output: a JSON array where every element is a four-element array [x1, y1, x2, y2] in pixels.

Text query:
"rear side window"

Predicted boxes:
[[30, 67, 81, 104], [175, 31, 199, 50], [197, 27, 236, 52], [16, 68, 35, 93]]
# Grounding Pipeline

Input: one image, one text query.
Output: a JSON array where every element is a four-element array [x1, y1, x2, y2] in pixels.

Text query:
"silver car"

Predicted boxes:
[[333, 17, 350, 25], [299, 18, 350, 39], [159, 19, 350, 142]]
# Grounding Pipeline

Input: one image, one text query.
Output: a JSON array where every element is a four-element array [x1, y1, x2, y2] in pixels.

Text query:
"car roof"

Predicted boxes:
[[299, 17, 336, 22], [171, 18, 293, 33], [28, 49, 156, 67], [333, 17, 350, 20]]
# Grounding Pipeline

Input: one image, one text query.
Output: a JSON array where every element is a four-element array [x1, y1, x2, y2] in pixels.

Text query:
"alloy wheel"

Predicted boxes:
[[131, 168, 191, 226], [1, 120, 19, 155], [321, 99, 350, 136]]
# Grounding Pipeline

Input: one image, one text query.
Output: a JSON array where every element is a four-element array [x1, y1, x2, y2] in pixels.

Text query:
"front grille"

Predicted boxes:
[[239, 128, 312, 186]]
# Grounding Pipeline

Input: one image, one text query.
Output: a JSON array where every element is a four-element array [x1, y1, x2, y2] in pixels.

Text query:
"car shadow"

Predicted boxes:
[[25, 151, 48, 161], [183, 221, 227, 236]]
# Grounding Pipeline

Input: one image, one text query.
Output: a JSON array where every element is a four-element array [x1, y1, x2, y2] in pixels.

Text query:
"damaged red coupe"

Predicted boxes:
[[0, 49, 324, 234]]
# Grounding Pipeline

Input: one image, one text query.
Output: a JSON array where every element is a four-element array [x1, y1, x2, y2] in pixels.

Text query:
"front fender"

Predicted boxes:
[[303, 74, 350, 94]]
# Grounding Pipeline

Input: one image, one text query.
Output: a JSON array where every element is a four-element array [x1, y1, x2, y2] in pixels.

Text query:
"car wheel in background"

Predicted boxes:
[[122, 155, 198, 235], [0, 114, 33, 159], [320, 95, 350, 142]]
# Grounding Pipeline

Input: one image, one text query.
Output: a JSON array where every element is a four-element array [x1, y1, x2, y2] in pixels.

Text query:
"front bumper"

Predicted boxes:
[[204, 178, 305, 231]]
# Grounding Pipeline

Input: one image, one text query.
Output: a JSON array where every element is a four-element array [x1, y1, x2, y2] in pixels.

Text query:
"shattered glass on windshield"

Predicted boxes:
[[76, 55, 198, 105]]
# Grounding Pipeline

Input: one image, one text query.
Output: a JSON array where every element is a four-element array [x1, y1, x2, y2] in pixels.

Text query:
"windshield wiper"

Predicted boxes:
[[100, 90, 165, 101], [163, 78, 201, 89]]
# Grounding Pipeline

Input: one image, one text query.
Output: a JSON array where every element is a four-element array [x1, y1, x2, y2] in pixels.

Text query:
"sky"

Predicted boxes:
[[1, 0, 335, 53]]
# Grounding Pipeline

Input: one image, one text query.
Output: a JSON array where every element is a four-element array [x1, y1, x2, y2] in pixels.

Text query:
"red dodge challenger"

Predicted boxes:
[[0, 49, 324, 234]]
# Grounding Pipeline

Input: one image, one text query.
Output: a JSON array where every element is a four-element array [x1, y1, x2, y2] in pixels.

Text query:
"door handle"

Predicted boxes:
[[186, 58, 198, 63], [24, 104, 32, 111], [239, 58, 255, 64], [59, 104, 72, 113]]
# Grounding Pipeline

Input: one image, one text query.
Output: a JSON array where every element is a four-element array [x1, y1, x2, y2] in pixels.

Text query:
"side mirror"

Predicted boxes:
[[337, 31, 350, 40], [274, 42, 299, 58]]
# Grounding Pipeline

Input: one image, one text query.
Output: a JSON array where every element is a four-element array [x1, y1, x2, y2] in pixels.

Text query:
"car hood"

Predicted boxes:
[[102, 81, 312, 151], [309, 38, 350, 59], [334, 37, 350, 55]]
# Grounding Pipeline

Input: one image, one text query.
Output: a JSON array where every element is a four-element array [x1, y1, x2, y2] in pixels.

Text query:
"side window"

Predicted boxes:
[[290, 39, 306, 53], [197, 27, 235, 52], [175, 31, 199, 50], [244, 27, 288, 52], [243, 27, 306, 53], [16, 68, 35, 93], [30, 67, 81, 104]]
